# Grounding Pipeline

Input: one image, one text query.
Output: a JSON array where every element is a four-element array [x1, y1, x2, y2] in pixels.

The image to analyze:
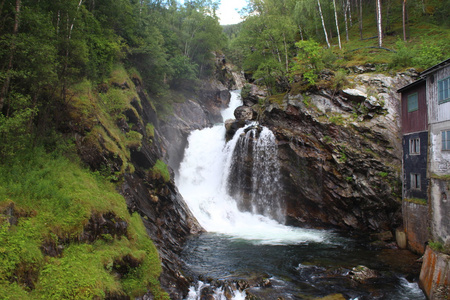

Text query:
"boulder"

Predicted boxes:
[[234, 105, 255, 121], [350, 265, 380, 283]]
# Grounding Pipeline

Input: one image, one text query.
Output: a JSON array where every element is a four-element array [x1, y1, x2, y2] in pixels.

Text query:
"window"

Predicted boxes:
[[411, 173, 421, 190], [409, 138, 420, 154], [438, 77, 450, 104], [407, 93, 418, 112], [442, 130, 450, 151]]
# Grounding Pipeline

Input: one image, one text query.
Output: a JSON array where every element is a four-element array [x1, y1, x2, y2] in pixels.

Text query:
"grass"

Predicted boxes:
[[151, 160, 171, 182], [0, 149, 168, 299]]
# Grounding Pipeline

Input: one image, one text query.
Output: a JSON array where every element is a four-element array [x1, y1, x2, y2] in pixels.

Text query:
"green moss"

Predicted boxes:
[[0, 149, 166, 298], [268, 93, 286, 106], [378, 172, 388, 178], [404, 198, 427, 205], [126, 130, 143, 149], [430, 173, 450, 181], [428, 240, 450, 255], [151, 160, 170, 182], [146, 124, 155, 139], [329, 113, 345, 126]]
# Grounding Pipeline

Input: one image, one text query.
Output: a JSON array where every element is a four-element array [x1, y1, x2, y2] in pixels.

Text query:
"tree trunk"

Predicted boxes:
[[343, 0, 349, 41], [0, 0, 21, 113], [359, 0, 363, 40], [348, 0, 352, 27], [376, 0, 382, 47], [333, 0, 342, 49], [283, 32, 289, 73], [298, 25, 304, 41], [402, 0, 407, 41], [317, 0, 330, 48]]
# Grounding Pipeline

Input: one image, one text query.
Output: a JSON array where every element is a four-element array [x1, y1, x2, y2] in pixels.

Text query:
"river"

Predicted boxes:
[[176, 90, 425, 300]]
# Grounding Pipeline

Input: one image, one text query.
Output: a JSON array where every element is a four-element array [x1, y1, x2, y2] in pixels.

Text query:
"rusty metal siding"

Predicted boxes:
[[427, 66, 450, 124], [401, 81, 427, 134]]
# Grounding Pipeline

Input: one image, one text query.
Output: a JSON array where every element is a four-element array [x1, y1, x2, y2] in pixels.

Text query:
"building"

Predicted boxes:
[[398, 58, 450, 300], [420, 59, 450, 247], [398, 78, 429, 254]]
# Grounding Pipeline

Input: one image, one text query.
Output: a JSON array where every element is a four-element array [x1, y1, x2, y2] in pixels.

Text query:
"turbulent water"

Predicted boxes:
[[176, 91, 329, 245], [176, 91, 425, 300]]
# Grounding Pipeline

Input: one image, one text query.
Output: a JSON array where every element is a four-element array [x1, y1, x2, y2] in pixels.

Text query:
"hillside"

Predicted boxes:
[[1, 0, 449, 298]]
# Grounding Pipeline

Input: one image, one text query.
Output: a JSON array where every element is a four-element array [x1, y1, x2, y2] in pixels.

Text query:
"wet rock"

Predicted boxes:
[[261, 72, 413, 232], [199, 285, 217, 300], [81, 212, 128, 243], [316, 294, 346, 300], [159, 80, 231, 171], [350, 265, 380, 283], [241, 83, 267, 106], [234, 105, 255, 121]]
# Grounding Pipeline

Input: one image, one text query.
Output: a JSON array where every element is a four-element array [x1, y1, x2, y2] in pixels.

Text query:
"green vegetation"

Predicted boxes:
[[429, 240, 450, 255], [405, 198, 428, 205], [378, 172, 388, 178], [0, 1, 227, 295], [151, 160, 171, 183], [0, 149, 167, 299], [225, 0, 450, 95], [0, 0, 225, 159]]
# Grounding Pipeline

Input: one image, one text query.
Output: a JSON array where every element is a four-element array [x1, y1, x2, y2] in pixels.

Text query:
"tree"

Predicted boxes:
[[0, 0, 21, 113], [376, 0, 382, 47], [317, 0, 330, 48], [332, 0, 342, 49], [402, 0, 407, 41], [359, 0, 363, 39]]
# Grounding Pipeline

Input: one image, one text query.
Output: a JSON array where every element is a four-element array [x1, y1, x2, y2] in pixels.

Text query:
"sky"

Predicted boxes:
[[217, 0, 247, 25]]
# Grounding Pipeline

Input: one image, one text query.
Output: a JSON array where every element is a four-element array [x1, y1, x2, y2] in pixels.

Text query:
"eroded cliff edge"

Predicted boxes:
[[246, 71, 418, 233]]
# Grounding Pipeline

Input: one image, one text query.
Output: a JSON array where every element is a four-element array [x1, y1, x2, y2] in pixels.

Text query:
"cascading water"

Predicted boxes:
[[227, 125, 284, 222], [177, 91, 425, 300], [176, 91, 328, 244]]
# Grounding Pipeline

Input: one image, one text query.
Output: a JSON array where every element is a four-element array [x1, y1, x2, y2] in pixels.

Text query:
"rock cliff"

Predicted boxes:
[[61, 60, 239, 297], [246, 71, 418, 232]]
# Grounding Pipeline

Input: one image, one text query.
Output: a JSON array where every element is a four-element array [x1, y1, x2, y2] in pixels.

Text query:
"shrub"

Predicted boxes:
[[390, 40, 415, 68], [413, 42, 444, 70], [290, 40, 325, 85]]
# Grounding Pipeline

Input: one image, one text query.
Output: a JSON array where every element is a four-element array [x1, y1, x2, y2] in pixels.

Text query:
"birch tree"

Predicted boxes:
[[343, 0, 349, 41], [317, 0, 330, 48], [333, 0, 341, 49], [376, 0, 382, 47]]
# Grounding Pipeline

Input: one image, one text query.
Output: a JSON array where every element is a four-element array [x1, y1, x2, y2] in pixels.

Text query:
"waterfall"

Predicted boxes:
[[227, 125, 284, 222], [176, 90, 327, 245]]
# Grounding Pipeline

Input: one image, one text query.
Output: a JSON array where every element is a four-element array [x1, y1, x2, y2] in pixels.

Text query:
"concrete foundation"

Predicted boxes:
[[419, 246, 450, 300], [403, 200, 429, 254]]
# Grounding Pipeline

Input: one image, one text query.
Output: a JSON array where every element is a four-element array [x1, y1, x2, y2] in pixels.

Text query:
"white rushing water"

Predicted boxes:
[[176, 90, 330, 245]]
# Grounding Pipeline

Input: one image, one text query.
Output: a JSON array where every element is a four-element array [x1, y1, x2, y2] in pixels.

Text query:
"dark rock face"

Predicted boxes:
[[118, 81, 208, 299], [121, 173, 202, 299], [159, 80, 230, 172], [244, 72, 416, 233]]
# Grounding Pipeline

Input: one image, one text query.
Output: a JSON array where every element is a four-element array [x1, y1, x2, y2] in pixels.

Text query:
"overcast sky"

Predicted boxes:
[[217, 0, 247, 25]]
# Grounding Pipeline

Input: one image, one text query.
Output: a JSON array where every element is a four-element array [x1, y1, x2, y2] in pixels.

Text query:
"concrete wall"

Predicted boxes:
[[429, 121, 450, 176], [402, 201, 429, 254], [430, 178, 450, 246], [420, 246, 450, 300]]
